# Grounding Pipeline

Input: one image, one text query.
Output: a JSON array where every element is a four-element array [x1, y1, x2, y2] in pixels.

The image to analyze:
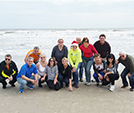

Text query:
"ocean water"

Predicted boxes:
[[0, 28, 134, 72]]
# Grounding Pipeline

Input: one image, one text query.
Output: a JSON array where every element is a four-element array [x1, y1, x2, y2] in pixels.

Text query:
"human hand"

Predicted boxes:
[[54, 79, 57, 85], [68, 86, 73, 91], [8, 76, 13, 81]]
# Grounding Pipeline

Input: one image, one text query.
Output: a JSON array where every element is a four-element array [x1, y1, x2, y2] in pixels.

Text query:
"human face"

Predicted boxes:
[[27, 59, 34, 67], [108, 58, 113, 63], [5, 56, 11, 64], [34, 49, 39, 55], [119, 54, 126, 60], [40, 56, 46, 61], [62, 59, 68, 66], [100, 36, 105, 45], [58, 39, 63, 46], [95, 57, 101, 64], [72, 46, 77, 51], [50, 59, 54, 66], [76, 38, 81, 45]]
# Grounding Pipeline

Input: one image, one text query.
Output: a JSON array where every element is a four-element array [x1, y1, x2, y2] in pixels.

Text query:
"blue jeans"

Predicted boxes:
[[128, 72, 134, 88], [83, 56, 94, 83], [93, 72, 105, 83], [79, 62, 83, 79], [71, 62, 82, 85], [17, 75, 35, 90], [58, 75, 69, 87], [121, 68, 130, 86]]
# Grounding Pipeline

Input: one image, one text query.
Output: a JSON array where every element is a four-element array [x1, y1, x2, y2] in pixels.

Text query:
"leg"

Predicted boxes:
[[128, 73, 134, 89], [26, 76, 35, 88], [47, 80, 54, 89], [0, 76, 7, 89], [79, 62, 83, 81], [58, 75, 64, 88], [93, 73, 99, 83], [121, 68, 129, 87], [108, 73, 119, 85], [38, 76, 45, 87], [9, 75, 17, 87], [54, 82, 60, 91], [17, 78, 27, 90], [64, 77, 69, 87]]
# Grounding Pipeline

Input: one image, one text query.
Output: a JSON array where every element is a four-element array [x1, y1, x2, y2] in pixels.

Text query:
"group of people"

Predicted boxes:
[[1, 34, 134, 93]]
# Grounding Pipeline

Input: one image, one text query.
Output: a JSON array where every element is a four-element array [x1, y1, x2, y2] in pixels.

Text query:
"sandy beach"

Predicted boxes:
[[0, 77, 134, 113]]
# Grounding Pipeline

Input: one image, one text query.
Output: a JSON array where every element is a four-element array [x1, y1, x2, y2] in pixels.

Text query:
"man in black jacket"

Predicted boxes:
[[0, 54, 18, 89]]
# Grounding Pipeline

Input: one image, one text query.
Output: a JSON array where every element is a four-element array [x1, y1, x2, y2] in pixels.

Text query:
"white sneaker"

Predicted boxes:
[[84, 82, 91, 86], [109, 85, 115, 91]]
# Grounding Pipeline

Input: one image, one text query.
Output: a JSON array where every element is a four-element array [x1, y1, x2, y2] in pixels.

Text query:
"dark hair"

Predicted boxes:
[[34, 46, 39, 50], [106, 54, 115, 66], [82, 37, 89, 43], [47, 58, 56, 66], [99, 34, 106, 39], [5, 54, 12, 58]]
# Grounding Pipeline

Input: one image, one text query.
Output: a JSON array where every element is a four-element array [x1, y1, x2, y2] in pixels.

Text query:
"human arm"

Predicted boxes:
[[54, 65, 58, 84], [21, 75, 37, 85], [68, 78, 73, 91], [36, 62, 39, 70]]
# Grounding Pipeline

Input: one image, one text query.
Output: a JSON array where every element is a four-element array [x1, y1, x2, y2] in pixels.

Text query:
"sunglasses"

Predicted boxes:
[[41, 57, 45, 59], [50, 60, 54, 62], [5, 58, 10, 61], [120, 55, 124, 58], [59, 41, 63, 43]]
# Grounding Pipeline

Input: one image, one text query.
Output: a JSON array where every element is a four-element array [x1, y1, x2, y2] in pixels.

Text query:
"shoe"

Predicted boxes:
[[121, 85, 128, 88], [11, 84, 15, 87], [39, 84, 43, 87], [29, 86, 34, 90], [19, 90, 24, 93], [2, 85, 6, 89], [75, 84, 79, 88], [72, 83, 75, 87], [96, 83, 99, 86], [109, 85, 115, 92], [91, 79, 95, 82], [130, 88, 134, 91], [84, 82, 90, 86], [80, 78, 83, 82]]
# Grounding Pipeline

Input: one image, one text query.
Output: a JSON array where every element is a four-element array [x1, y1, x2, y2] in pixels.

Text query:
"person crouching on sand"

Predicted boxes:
[[17, 57, 39, 93], [101, 54, 119, 92], [41, 58, 60, 91], [93, 53, 106, 86], [58, 57, 73, 91]]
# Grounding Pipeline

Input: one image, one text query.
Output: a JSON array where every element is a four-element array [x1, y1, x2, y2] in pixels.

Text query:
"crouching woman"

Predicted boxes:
[[41, 58, 59, 91]]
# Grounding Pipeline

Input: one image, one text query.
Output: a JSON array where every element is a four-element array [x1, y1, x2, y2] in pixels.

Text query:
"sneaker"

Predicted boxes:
[[29, 86, 34, 90], [109, 85, 115, 92], [121, 85, 128, 88], [80, 78, 83, 82], [39, 84, 43, 88], [19, 90, 24, 93], [75, 84, 79, 88], [96, 82, 99, 86], [130, 88, 134, 91], [91, 79, 96, 82], [84, 82, 90, 86], [11, 84, 15, 87]]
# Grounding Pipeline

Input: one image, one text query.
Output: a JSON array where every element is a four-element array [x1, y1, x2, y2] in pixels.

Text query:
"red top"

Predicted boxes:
[[79, 44, 98, 58]]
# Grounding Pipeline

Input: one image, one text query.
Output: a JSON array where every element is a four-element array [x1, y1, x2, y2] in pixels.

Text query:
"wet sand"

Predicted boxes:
[[0, 77, 134, 113]]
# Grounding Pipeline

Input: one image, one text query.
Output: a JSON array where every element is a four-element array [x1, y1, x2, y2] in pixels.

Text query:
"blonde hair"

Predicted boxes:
[[62, 57, 68, 62], [40, 53, 46, 58]]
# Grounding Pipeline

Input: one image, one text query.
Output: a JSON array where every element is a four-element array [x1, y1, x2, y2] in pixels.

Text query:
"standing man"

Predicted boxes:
[[17, 57, 39, 93], [117, 51, 134, 91], [24, 46, 42, 64], [94, 34, 111, 59], [76, 37, 83, 82], [0, 54, 18, 89], [51, 39, 68, 69]]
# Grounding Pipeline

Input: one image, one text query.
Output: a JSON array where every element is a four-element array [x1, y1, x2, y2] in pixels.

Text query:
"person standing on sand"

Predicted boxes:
[[51, 39, 68, 70], [41, 58, 60, 91], [24, 46, 42, 64], [76, 37, 84, 82], [68, 41, 82, 88], [79, 37, 98, 86], [116, 51, 134, 91], [58, 57, 73, 91], [17, 57, 39, 93], [94, 34, 111, 60], [36, 53, 47, 87], [0, 54, 18, 89]]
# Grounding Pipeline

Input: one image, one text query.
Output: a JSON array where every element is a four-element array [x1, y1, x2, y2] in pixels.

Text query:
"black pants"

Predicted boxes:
[[102, 73, 119, 85], [47, 80, 60, 91], [38, 76, 48, 86], [0, 75, 16, 87]]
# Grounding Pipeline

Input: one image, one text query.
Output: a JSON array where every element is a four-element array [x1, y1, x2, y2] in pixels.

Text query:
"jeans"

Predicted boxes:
[[79, 62, 83, 79], [71, 62, 82, 85], [128, 72, 134, 88], [58, 75, 69, 87], [121, 68, 130, 86], [83, 56, 94, 83], [17, 75, 35, 90], [93, 72, 105, 83]]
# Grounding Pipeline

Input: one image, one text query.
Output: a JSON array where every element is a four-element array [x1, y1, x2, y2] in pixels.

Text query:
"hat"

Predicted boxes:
[[71, 41, 78, 47]]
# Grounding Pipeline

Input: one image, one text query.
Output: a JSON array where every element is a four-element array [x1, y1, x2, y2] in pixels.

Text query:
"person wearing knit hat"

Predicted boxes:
[[68, 41, 82, 88]]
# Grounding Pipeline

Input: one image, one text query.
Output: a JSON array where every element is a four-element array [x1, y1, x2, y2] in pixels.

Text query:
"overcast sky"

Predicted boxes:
[[0, 0, 134, 29]]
